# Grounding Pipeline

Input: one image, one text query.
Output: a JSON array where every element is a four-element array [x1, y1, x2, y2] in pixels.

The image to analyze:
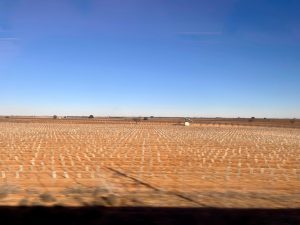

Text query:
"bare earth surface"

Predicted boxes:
[[0, 119, 299, 208]]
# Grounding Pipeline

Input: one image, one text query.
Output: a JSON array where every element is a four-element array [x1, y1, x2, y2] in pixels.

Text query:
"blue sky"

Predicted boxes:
[[0, 0, 299, 118]]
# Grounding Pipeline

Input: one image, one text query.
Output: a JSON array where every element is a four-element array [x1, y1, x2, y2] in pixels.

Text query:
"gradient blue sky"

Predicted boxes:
[[0, 0, 299, 117]]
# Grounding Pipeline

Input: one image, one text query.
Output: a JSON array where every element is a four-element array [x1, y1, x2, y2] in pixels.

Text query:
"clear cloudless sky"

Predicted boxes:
[[0, 0, 299, 118]]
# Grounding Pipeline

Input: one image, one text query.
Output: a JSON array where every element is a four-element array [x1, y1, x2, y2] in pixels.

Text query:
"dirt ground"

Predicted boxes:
[[0, 118, 299, 208]]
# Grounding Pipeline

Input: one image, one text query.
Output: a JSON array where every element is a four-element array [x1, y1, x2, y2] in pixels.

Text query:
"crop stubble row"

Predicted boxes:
[[0, 121, 299, 207]]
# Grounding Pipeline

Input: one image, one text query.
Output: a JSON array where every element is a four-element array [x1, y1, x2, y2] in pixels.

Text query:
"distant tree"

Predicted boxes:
[[4, 116, 9, 119], [53, 115, 58, 119], [143, 117, 148, 120], [88, 115, 94, 119], [290, 118, 296, 124], [150, 116, 154, 118]]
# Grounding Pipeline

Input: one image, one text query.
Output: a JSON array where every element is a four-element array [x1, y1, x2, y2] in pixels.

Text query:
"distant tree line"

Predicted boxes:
[[53, 115, 95, 119]]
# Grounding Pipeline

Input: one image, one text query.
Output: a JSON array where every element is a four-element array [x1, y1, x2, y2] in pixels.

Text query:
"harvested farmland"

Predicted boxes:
[[0, 119, 299, 207]]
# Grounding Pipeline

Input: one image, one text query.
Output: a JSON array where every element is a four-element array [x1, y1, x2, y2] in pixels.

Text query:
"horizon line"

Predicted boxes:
[[0, 115, 298, 119]]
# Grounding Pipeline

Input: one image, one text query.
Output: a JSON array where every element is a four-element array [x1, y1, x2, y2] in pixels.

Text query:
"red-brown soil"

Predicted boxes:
[[0, 118, 299, 208]]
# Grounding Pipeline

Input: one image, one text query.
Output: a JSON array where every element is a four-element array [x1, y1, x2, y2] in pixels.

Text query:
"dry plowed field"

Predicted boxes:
[[0, 120, 299, 207]]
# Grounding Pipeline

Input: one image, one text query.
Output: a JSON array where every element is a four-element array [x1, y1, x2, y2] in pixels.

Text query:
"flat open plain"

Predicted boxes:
[[0, 118, 299, 208]]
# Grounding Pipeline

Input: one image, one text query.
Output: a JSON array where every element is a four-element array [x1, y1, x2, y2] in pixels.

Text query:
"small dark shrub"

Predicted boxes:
[[39, 193, 56, 202], [88, 115, 94, 119]]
